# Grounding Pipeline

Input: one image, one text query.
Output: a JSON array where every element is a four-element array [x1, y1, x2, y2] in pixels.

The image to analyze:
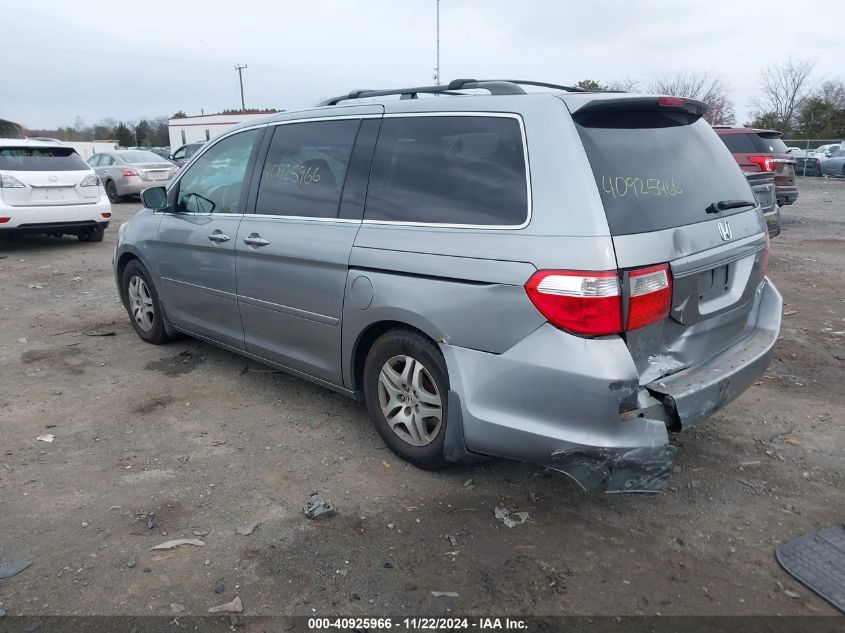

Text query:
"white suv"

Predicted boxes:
[[0, 139, 112, 242]]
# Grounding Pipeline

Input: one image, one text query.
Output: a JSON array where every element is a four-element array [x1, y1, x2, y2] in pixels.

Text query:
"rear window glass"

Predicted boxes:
[[718, 133, 758, 153], [364, 116, 529, 226], [575, 113, 753, 235], [120, 151, 167, 164], [755, 134, 788, 153], [0, 147, 89, 171]]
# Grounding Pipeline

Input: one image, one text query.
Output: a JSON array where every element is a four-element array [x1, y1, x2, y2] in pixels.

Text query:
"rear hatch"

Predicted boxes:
[[570, 97, 768, 384], [719, 130, 796, 190], [0, 146, 99, 206]]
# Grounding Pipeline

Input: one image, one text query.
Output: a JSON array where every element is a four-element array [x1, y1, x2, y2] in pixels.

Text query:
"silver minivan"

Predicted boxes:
[[114, 79, 782, 493]]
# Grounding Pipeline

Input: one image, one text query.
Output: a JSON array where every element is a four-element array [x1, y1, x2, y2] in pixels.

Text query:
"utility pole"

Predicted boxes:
[[434, 0, 441, 85], [235, 64, 247, 110]]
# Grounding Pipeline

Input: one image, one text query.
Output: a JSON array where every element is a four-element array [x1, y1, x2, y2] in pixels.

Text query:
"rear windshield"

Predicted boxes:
[[120, 151, 167, 164], [719, 133, 758, 153], [755, 134, 789, 153], [575, 113, 753, 235], [0, 147, 89, 171]]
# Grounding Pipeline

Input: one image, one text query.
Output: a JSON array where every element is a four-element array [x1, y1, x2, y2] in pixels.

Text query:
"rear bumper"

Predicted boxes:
[[442, 279, 781, 494], [776, 187, 798, 206], [0, 200, 111, 231], [764, 207, 781, 238], [645, 279, 781, 430], [0, 220, 109, 236]]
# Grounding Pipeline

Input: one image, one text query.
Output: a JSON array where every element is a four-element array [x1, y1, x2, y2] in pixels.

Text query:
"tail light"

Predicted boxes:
[[658, 96, 686, 107], [121, 168, 138, 177], [0, 217, 10, 224], [525, 270, 621, 335], [748, 156, 775, 172], [80, 173, 100, 187], [626, 264, 672, 331], [0, 174, 26, 188], [525, 264, 673, 336], [101, 212, 112, 219]]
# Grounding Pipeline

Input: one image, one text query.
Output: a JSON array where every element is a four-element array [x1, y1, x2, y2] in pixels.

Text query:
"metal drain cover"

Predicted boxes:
[[776, 525, 845, 613]]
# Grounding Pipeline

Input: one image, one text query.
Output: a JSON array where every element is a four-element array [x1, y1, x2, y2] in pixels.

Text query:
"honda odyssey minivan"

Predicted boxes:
[[114, 79, 781, 493]]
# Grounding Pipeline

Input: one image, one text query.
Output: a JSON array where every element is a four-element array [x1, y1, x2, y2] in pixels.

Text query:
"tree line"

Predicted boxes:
[[579, 59, 844, 138], [25, 108, 281, 148], [27, 116, 171, 147]]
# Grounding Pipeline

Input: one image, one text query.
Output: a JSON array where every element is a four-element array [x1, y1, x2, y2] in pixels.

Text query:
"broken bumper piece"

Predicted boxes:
[[551, 440, 677, 494]]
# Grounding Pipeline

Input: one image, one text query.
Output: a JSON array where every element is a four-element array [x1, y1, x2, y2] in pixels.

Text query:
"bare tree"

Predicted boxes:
[[606, 78, 639, 93], [817, 79, 845, 109], [751, 58, 815, 132], [648, 72, 735, 125]]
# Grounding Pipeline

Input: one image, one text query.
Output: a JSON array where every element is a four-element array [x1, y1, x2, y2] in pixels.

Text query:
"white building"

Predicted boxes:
[[168, 112, 277, 148]]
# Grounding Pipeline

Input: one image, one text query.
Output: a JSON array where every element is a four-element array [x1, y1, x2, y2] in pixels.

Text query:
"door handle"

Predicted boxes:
[[208, 231, 230, 243], [243, 233, 270, 247]]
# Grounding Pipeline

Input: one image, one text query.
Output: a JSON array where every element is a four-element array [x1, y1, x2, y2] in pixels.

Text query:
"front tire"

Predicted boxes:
[[121, 260, 171, 344], [363, 329, 450, 470]]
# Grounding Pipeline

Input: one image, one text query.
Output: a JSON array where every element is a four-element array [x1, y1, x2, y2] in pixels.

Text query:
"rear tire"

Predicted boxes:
[[105, 180, 122, 203], [78, 226, 105, 243], [121, 260, 172, 344], [363, 328, 450, 470]]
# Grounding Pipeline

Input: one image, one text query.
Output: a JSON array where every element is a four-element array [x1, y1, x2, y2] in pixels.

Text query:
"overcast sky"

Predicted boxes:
[[1, 0, 843, 130]]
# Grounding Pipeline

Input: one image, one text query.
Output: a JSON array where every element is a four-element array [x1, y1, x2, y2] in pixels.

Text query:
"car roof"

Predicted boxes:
[[0, 137, 70, 150]]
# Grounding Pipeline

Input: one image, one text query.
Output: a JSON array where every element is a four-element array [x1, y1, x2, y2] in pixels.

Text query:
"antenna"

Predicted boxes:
[[234, 64, 248, 110], [433, 0, 440, 85]]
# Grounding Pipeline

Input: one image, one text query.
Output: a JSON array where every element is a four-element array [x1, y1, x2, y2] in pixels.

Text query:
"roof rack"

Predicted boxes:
[[318, 78, 585, 106]]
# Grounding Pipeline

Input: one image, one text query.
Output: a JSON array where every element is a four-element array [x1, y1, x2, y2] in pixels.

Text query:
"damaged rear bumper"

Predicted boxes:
[[440, 280, 781, 494]]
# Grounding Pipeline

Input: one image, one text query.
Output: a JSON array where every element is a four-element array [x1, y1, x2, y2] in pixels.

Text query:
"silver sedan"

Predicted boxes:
[[88, 150, 175, 202]]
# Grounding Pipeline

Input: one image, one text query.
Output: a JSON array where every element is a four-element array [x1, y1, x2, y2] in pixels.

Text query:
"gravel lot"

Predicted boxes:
[[1, 177, 843, 617]]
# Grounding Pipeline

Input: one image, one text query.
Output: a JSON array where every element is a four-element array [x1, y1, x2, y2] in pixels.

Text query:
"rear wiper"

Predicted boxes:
[[705, 199, 757, 214]]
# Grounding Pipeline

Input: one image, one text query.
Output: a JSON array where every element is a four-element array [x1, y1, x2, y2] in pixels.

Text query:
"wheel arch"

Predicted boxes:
[[349, 319, 441, 395]]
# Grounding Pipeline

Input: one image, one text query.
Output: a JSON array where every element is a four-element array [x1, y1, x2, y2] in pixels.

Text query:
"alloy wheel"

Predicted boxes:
[[377, 355, 443, 447], [127, 275, 155, 332]]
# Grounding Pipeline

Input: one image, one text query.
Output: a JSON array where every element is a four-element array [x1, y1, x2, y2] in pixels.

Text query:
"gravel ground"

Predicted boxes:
[[0, 176, 843, 617]]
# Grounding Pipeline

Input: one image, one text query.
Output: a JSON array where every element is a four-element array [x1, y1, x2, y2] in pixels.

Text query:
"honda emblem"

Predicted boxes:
[[718, 220, 732, 241]]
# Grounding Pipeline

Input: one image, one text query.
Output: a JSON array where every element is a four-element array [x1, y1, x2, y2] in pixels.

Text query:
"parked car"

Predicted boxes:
[[813, 143, 840, 157], [148, 147, 171, 159], [820, 146, 845, 177], [714, 126, 798, 206], [0, 139, 111, 241], [789, 150, 823, 177], [88, 150, 175, 203], [745, 172, 779, 237], [114, 80, 781, 493], [169, 142, 204, 168]]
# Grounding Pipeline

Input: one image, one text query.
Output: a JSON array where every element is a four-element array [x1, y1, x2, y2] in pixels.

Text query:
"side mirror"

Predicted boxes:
[[168, 154, 175, 160], [141, 186, 168, 211]]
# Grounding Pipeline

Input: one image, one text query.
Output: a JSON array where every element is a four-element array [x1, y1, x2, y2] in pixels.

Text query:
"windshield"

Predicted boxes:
[[575, 113, 754, 235], [0, 146, 90, 171], [120, 151, 168, 164]]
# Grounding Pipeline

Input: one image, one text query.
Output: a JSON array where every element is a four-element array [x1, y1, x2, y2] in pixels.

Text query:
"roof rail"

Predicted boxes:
[[318, 78, 584, 106]]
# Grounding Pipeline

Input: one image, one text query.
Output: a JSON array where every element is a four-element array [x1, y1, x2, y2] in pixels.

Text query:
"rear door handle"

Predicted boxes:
[[208, 230, 230, 243], [243, 233, 270, 247]]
